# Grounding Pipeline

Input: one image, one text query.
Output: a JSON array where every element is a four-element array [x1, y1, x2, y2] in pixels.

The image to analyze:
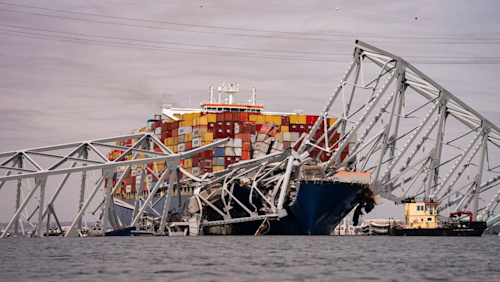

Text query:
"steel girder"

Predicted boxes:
[[300, 40, 500, 222], [0, 132, 228, 238]]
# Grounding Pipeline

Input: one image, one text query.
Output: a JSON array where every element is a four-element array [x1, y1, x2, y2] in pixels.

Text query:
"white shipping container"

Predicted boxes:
[[154, 127, 161, 135], [131, 170, 137, 177], [191, 167, 200, 176], [233, 138, 242, 148], [226, 138, 234, 147], [192, 137, 201, 148], [146, 174, 153, 183], [126, 185, 132, 193], [257, 133, 267, 142], [132, 164, 137, 170], [214, 157, 225, 166], [234, 123, 240, 134], [178, 143, 185, 152], [291, 132, 300, 141], [234, 148, 242, 156], [251, 134, 256, 143], [137, 168, 142, 176], [178, 126, 193, 135], [193, 127, 200, 137], [275, 142, 283, 151], [283, 132, 292, 142], [225, 147, 235, 156], [178, 135, 185, 143]]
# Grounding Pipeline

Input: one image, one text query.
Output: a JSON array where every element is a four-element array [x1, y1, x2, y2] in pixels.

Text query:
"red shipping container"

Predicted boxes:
[[224, 112, 233, 121], [281, 116, 290, 126], [239, 112, 249, 121], [283, 141, 292, 149], [224, 121, 233, 129], [235, 133, 251, 142], [201, 159, 212, 169], [232, 112, 240, 121], [201, 150, 213, 159], [216, 113, 225, 122], [172, 128, 178, 137], [306, 115, 319, 125], [192, 157, 200, 167], [306, 124, 313, 133], [299, 124, 306, 134], [241, 151, 251, 160], [185, 142, 192, 151], [208, 122, 216, 133], [260, 125, 272, 135], [171, 121, 180, 129], [225, 128, 233, 137], [161, 122, 171, 131], [242, 142, 252, 151], [290, 124, 299, 132]]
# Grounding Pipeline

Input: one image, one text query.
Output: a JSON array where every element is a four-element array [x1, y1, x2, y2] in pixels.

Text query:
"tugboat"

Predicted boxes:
[[390, 198, 487, 236]]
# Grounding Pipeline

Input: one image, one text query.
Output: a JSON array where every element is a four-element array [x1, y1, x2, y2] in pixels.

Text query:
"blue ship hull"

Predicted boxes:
[[115, 181, 369, 235], [272, 180, 369, 235]]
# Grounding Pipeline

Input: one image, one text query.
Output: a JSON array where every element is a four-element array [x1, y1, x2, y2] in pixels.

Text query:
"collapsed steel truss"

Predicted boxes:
[[1, 41, 499, 237], [298, 40, 500, 225], [0, 132, 227, 237]]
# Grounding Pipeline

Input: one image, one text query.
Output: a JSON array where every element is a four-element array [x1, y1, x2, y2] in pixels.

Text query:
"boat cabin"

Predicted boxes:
[[404, 198, 439, 229]]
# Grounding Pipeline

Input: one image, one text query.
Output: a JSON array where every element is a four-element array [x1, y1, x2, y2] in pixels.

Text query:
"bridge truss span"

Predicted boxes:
[[300, 40, 500, 225]]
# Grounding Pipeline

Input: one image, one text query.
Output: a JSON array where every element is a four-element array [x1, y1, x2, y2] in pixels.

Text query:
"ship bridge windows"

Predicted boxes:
[[427, 218, 432, 221]]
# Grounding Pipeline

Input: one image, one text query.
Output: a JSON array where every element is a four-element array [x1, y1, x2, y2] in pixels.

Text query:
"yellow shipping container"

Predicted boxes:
[[329, 118, 338, 127], [173, 146, 178, 153], [115, 141, 121, 146], [289, 115, 299, 124], [249, 114, 258, 122], [140, 127, 147, 132], [199, 116, 209, 126], [202, 141, 211, 146], [167, 145, 175, 152], [185, 133, 193, 142], [193, 113, 201, 119], [182, 113, 193, 121], [201, 132, 214, 142], [193, 117, 200, 127], [265, 115, 274, 123], [281, 126, 289, 132], [257, 115, 266, 124], [185, 168, 192, 174], [156, 163, 165, 172], [213, 166, 225, 172], [184, 158, 192, 168], [273, 116, 282, 125], [298, 115, 307, 124], [206, 113, 216, 123], [179, 121, 185, 127]]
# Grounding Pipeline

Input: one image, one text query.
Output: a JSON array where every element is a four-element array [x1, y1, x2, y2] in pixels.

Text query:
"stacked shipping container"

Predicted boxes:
[[109, 112, 346, 199]]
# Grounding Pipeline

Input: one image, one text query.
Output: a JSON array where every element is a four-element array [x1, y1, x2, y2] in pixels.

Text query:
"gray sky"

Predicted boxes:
[[1, 0, 500, 222]]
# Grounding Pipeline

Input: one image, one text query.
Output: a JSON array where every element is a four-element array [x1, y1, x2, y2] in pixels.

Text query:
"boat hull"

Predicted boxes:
[[390, 221, 487, 236], [214, 180, 370, 235]]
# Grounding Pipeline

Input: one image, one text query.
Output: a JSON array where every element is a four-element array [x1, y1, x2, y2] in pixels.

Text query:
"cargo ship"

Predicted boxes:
[[389, 199, 487, 236], [109, 82, 374, 235]]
